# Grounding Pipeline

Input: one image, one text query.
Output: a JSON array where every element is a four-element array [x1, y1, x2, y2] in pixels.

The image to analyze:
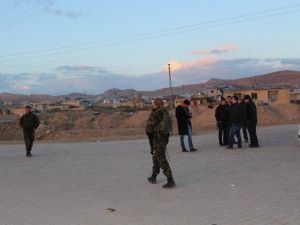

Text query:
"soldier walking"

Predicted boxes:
[[19, 106, 40, 157], [146, 98, 175, 188]]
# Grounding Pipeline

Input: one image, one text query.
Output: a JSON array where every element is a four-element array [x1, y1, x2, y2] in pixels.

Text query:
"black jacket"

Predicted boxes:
[[246, 101, 257, 123], [239, 102, 248, 122], [19, 112, 40, 130], [176, 105, 191, 135], [215, 104, 230, 123], [229, 103, 242, 124]]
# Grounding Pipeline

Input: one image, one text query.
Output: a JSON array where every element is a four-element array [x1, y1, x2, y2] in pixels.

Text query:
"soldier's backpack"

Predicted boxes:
[[158, 110, 173, 135]]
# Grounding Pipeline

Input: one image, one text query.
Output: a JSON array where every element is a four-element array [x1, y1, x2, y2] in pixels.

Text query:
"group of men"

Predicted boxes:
[[18, 96, 258, 189], [215, 95, 259, 149]]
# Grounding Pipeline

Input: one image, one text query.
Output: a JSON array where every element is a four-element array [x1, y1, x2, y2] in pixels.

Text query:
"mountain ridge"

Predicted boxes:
[[1, 70, 299, 102]]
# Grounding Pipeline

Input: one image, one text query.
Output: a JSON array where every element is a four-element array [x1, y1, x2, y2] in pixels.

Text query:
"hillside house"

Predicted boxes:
[[290, 89, 300, 104], [224, 88, 291, 105]]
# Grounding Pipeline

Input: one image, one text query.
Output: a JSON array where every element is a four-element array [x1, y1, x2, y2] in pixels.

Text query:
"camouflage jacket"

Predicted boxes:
[[19, 113, 40, 130], [146, 108, 164, 135]]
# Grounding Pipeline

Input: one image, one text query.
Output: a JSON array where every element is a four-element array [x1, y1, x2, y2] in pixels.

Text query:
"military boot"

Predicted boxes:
[[147, 174, 157, 184], [163, 177, 176, 188]]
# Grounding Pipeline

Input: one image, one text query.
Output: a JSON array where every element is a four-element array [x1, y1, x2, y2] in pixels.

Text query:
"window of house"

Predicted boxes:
[[251, 93, 258, 99], [268, 91, 278, 102], [233, 93, 242, 99]]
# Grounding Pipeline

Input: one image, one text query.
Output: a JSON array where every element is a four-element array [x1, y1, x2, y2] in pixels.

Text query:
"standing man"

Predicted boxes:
[[146, 98, 175, 188], [227, 96, 242, 149], [240, 98, 249, 143], [243, 95, 259, 148], [215, 97, 230, 146], [176, 100, 198, 152], [226, 96, 232, 106], [19, 106, 40, 157]]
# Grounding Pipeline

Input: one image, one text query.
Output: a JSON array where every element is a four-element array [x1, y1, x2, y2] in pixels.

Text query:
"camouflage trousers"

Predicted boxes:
[[23, 129, 35, 152], [151, 135, 173, 177]]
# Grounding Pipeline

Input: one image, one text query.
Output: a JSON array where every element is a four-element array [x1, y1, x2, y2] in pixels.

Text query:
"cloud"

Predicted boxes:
[[165, 56, 219, 72], [1, 58, 300, 95], [191, 43, 238, 55], [166, 58, 300, 85], [22, 0, 84, 19]]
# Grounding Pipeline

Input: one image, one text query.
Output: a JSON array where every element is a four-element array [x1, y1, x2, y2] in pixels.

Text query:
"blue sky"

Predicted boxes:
[[1, 0, 300, 94]]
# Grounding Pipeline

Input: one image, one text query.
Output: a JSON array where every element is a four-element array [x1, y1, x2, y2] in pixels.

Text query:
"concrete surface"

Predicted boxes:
[[0, 124, 299, 225]]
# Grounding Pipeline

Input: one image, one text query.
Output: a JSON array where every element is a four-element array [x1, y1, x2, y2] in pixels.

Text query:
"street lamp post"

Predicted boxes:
[[168, 63, 174, 108]]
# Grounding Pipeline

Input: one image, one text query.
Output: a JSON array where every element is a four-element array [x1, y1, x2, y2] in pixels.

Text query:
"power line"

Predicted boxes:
[[0, 3, 300, 61]]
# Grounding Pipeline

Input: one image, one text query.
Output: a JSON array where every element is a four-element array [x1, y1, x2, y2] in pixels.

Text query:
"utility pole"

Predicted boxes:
[[168, 63, 174, 108]]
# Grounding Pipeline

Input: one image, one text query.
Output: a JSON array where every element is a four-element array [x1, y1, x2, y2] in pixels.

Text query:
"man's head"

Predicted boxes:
[[226, 96, 232, 104], [153, 98, 164, 108], [243, 95, 251, 103], [182, 99, 191, 108], [231, 96, 239, 104], [24, 105, 31, 114], [220, 97, 226, 105]]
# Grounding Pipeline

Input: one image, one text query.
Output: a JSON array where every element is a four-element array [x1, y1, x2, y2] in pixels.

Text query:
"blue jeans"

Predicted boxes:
[[229, 123, 242, 147], [180, 124, 194, 150]]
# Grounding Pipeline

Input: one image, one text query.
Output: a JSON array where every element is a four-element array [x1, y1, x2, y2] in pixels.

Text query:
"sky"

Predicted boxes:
[[1, 0, 300, 95]]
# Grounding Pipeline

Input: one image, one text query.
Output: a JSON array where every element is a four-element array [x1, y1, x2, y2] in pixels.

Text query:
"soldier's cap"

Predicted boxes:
[[153, 98, 164, 107], [24, 105, 32, 109]]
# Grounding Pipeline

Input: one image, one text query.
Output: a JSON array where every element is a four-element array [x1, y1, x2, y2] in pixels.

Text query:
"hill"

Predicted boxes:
[[1, 70, 299, 101], [100, 70, 300, 97]]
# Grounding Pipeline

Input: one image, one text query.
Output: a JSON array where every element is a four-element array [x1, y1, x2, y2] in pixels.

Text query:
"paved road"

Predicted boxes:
[[0, 124, 299, 225]]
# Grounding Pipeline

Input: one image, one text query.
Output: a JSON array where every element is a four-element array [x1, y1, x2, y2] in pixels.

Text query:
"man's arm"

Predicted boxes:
[[34, 115, 40, 129]]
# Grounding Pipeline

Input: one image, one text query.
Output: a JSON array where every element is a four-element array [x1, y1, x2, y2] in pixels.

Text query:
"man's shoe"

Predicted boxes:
[[249, 144, 259, 148], [190, 148, 198, 152], [182, 148, 188, 152], [226, 146, 233, 149], [238, 145, 242, 149], [163, 177, 176, 188], [26, 152, 32, 157], [244, 139, 249, 143], [147, 175, 157, 184]]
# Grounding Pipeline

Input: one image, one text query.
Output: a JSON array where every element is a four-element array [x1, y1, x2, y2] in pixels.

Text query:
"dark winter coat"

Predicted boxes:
[[246, 101, 257, 124], [19, 112, 40, 130], [239, 102, 248, 122], [176, 105, 191, 135], [229, 103, 242, 124], [215, 104, 230, 124]]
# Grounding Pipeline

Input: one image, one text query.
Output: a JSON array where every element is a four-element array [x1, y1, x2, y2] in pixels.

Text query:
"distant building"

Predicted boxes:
[[224, 88, 291, 105], [290, 89, 300, 104]]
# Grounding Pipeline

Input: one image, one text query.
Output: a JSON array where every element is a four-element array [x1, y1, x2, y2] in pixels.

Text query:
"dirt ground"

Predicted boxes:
[[0, 104, 299, 141], [0, 124, 299, 225]]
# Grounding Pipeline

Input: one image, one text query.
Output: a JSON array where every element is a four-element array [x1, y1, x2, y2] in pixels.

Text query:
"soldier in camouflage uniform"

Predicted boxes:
[[19, 106, 40, 157], [146, 98, 175, 188]]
